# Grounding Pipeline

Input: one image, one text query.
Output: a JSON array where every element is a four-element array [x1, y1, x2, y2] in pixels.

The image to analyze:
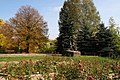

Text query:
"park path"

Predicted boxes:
[[0, 53, 47, 57]]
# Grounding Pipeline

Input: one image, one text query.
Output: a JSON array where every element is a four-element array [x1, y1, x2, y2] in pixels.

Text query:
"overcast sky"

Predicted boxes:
[[0, 0, 120, 40]]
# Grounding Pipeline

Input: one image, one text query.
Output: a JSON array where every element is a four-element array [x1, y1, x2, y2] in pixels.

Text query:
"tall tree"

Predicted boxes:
[[96, 23, 113, 51], [108, 17, 120, 52], [57, 0, 81, 54], [10, 5, 48, 53], [77, 0, 100, 54]]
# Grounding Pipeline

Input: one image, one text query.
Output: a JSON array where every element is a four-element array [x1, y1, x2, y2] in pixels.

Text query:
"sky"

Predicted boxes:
[[0, 0, 120, 40]]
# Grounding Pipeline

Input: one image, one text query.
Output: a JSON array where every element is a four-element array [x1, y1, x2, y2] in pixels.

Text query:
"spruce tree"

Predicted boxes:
[[96, 23, 113, 51], [77, 0, 100, 54], [57, 0, 81, 54], [57, 0, 101, 55]]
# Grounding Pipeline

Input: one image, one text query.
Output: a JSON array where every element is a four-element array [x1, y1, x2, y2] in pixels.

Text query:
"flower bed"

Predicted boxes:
[[0, 56, 119, 80]]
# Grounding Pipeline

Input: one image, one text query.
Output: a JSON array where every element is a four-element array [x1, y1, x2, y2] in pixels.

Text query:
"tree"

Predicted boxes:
[[10, 5, 48, 53], [0, 34, 7, 47], [0, 21, 16, 49], [96, 23, 113, 51], [57, 0, 81, 54], [108, 17, 120, 53], [77, 0, 100, 54], [0, 19, 4, 25]]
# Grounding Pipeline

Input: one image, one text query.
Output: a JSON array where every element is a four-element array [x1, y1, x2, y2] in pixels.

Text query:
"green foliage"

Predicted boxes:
[[108, 17, 120, 53], [77, 0, 101, 54], [40, 40, 56, 53], [57, 0, 100, 55], [57, 0, 81, 54], [96, 23, 113, 51]]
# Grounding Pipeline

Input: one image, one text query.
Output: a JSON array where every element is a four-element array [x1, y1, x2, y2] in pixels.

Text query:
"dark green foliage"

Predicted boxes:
[[57, 0, 101, 55], [77, 0, 100, 55], [96, 23, 113, 51], [57, 0, 120, 57], [57, 0, 81, 54]]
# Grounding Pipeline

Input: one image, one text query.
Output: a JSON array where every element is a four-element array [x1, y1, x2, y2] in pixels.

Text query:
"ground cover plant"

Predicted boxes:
[[0, 56, 119, 80]]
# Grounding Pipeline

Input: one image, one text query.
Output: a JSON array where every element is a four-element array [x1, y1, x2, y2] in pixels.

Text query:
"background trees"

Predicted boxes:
[[57, 0, 120, 56], [57, 0, 101, 55], [0, 6, 48, 53]]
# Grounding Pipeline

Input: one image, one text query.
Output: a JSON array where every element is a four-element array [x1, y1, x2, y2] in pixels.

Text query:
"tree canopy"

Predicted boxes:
[[0, 5, 48, 53]]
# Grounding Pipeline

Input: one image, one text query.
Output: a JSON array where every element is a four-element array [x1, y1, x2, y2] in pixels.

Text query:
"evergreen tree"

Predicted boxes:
[[57, 0, 81, 54], [108, 17, 120, 53], [77, 0, 100, 54], [96, 23, 113, 51], [57, 0, 101, 55]]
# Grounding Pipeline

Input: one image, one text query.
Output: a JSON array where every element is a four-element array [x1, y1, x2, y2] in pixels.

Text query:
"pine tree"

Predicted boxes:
[[57, 0, 81, 54]]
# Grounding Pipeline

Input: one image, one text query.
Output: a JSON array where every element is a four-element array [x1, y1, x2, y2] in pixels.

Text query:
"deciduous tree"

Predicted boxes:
[[10, 5, 48, 53]]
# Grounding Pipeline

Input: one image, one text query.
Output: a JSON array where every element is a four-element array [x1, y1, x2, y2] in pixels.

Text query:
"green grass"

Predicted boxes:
[[0, 55, 119, 62], [0, 56, 46, 62]]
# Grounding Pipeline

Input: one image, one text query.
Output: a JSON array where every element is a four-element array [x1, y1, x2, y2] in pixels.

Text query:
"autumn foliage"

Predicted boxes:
[[0, 5, 48, 53]]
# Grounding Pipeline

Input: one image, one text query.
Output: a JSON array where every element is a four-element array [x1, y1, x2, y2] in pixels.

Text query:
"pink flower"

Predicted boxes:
[[79, 63, 82, 68], [89, 76, 94, 80], [79, 70, 84, 73]]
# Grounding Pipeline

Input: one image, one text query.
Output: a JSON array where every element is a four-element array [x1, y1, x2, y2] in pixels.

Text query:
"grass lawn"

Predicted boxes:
[[0, 55, 119, 62], [0, 56, 46, 62]]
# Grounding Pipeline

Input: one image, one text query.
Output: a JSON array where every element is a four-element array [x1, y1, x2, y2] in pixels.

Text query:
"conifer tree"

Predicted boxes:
[[96, 23, 113, 51], [57, 0, 81, 54], [77, 0, 100, 54], [108, 17, 120, 53], [57, 0, 101, 55]]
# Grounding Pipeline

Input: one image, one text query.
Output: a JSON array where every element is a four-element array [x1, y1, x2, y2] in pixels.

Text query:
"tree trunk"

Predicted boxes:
[[26, 34, 30, 53], [26, 42, 29, 53]]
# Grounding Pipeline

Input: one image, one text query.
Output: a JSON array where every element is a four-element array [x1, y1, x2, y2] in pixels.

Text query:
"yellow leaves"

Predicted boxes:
[[0, 19, 4, 25], [0, 34, 7, 47]]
